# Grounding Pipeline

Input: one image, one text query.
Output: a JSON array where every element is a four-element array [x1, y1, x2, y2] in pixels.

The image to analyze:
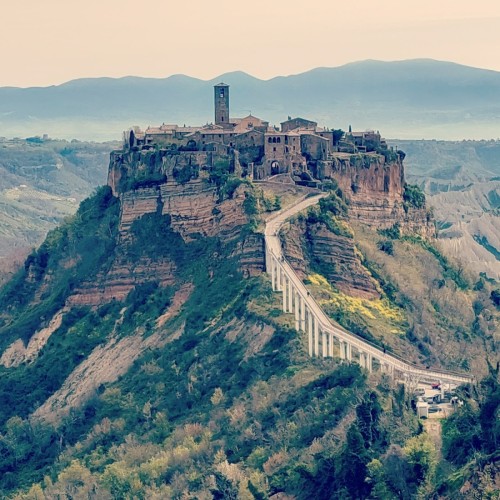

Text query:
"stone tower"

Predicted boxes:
[[214, 83, 230, 127]]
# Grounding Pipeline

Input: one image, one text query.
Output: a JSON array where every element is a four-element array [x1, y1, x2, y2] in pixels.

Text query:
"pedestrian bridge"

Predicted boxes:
[[264, 194, 473, 387]]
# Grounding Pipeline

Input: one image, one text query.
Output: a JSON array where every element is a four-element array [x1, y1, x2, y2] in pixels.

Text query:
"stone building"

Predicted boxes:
[[232, 114, 269, 133], [214, 83, 230, 128], [281, 117, 317, 133], [121, 82, 391, 183]]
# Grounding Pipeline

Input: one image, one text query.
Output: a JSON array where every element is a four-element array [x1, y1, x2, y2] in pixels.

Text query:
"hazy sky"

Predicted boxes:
[[2, 0, 500, 87]]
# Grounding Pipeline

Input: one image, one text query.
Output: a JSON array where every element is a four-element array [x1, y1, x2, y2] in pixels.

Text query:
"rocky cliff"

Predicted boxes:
[[317, 153, 435, 237], [282, 217, 380, 300], [68, 150, 264, 307]]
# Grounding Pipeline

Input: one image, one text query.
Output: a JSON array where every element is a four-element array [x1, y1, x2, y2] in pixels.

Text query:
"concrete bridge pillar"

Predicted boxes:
[[314, 318, 320, 356], [276, 262, 282, 291], [359, 351, 366, 369], [300, 296, 306, 332], [360, 352, 373, 372], [382, 363, 394, 377], [288, 278, 293, 313], [307, 309, 313, 357], [294, 289, 300, 331], [322, 330, 328, 358], [366, 353, 372, 372], [340, 340, 352, 361], [271, 257, 277, 291], [281, 275, 286, 312], [345, 342, 352, 362]]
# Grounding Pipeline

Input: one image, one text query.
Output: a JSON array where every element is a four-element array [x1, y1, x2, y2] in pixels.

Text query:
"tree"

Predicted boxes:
[[356, 392, 382, 450], [377, 240, 394, 256], [366, 459, 391, 500], [332, 129, 344, 145], [403, 433, 437, 486], [335, 424, 370, 498]]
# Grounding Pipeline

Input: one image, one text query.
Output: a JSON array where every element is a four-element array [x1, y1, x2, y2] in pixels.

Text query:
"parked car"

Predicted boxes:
[[415, 388, 425, 396], [431, 382, 441, 389]]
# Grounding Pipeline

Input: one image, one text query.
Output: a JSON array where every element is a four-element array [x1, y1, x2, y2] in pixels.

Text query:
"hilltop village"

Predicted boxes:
[[122, 83, 400, 184]]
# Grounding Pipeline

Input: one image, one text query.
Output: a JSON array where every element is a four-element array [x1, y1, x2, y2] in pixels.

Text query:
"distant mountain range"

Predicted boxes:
[[1, 59, 500, 141]]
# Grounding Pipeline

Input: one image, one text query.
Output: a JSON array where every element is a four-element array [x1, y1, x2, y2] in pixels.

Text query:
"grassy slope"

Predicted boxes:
[[0, 184, 431, 500], [352, 223, 498, 374], [0, 180, 496, 498]]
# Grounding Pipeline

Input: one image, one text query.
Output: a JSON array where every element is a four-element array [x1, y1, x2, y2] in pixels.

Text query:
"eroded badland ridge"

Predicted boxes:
[[0, 84, 498, 499]]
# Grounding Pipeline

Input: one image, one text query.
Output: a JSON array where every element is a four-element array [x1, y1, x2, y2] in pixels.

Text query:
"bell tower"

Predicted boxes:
[[214, 83, 230, 127]]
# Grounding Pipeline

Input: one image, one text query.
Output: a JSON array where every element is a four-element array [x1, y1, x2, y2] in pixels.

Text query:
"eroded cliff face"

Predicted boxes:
[[68, 152, 264, 307], [282, 218, 380, 300], [317, 153, 435, 237]]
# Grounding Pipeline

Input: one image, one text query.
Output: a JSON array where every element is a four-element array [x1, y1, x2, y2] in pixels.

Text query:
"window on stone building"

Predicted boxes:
[[277, 137, 281, 143], [273, 147, 276, 152]]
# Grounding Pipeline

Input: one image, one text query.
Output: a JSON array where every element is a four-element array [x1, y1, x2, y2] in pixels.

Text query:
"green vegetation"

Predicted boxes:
[[304, 189, 351, 239], [0, 186, 120, 351], [307, 273, 406, 344], [377, 224, 470, 291], [208, 157, 232, 188], [403, 183, 426, 210], [0, 144, 496, 498], [354, 224, 497, 376], [439, 370, 499, 498], [377, 239, 394, 255], [473, 234, 500, 261], [172, 164, 198, 185], [0, 307, 115, 427], [331, 128, 344, 145], [378, 222, 401, 240], [0, 181, 438, 499], [420, 239, 470, 290]]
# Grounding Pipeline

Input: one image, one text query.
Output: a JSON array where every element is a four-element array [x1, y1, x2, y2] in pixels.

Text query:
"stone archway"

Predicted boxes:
[[271, 160, 280, 175]]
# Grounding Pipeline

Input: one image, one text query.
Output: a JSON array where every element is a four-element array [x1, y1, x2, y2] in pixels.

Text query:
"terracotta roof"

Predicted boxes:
[[176, 126, 201, 133], [146, 127, 172, 135], [202, 124, 224, 130], [281, 117, 317, 125], [192, 128, 235, 135], [235, 129, 264, 137]]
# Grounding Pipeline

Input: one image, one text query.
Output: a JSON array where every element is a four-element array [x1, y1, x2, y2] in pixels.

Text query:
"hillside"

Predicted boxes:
[[0, 138, 117, 284], [2, 59, 500, 141], [0, 136, 497, 498], [397, 139, 500, 280]]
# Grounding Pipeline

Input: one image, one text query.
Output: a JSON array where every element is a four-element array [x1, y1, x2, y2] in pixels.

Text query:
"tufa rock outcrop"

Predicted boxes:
[[67, 150, 265, 307], [316, 153, 435, 237], [282, 217, 380, 300]]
